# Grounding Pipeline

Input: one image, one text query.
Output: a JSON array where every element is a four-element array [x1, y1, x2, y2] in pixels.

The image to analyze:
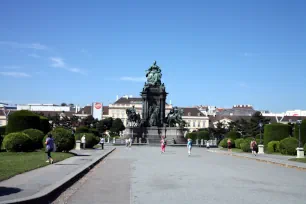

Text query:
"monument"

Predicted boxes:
[[124, 61, 186, 144]]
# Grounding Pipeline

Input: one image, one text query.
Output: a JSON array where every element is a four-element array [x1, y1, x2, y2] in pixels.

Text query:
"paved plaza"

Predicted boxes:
[[52, 146, 306, 204]]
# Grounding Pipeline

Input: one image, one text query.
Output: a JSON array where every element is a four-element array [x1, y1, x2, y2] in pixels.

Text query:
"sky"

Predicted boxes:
[[0, 0, 305, 112]]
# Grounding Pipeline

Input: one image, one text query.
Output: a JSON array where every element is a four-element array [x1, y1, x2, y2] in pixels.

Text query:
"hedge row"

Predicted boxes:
[[3, 132, 34, 152], [267, 141, 280, 153], [279, 137, 298, 155], [264, 124, 289, 147], [75, 133, 99, 148], [186, 131, 210, 141], [23, 129, 44, 149], [294, 119, 306, 146]]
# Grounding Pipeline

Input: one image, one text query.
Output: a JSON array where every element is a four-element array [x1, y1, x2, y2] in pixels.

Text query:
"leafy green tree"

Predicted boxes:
[[235, 118, 251, 137], [61, 103, 67, 106], [97, 117, 113, 134], [249, 111, 270, 137], [110, 118, 125, 135]]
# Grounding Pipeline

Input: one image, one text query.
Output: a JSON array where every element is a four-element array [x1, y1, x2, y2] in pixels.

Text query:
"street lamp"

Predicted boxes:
[[259, 122, 263, 144], [297, 120, 302, 148]]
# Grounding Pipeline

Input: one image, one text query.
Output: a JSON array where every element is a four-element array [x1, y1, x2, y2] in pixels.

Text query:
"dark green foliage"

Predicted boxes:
[[226, 131, 240, 140], [279, 137, 298, 155], [45, 128, 75, 152], [219, 138, 227, 148], [0, 126, 5, 149], [294, 120, 306, 145], [235, 138, 244, 149], [76, 126, 89, 133], [264, 123, 289, 147], [197, 131, 210, 140], [110, 118, 125, 135], [267, 141, 280, 153], [75, 133, 99, 148], [39, 116, 51, 134], [249, 111, 270, 137], [186, 132, 197, 141], [6, 110, 41, 134], [304, 143, 306, 152], [240, 142, 251, 152], [3, 132, 34, 152], [23, 129, 44, 149], [89, 128, 99, 136], [97, 117, 113, 134]]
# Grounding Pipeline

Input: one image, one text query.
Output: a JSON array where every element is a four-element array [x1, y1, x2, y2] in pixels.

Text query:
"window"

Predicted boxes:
[[193, 121, 195, 127], [198, 122, 200, 127]]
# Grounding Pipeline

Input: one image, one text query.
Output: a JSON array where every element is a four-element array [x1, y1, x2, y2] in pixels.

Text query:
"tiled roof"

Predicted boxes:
[[180, 107, 205, 117], [113, 97, 142, 104], [103, 106, 109, 115], [77, 106, 92, 114]]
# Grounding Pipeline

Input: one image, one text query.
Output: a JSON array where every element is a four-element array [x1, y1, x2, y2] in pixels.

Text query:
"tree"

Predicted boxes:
[[249, 111, 270, 137], [61, 103, 67, 106], [69, 103, 74, 107], [81, 115, 98, 128], [97, 117, 113, 134], [214, 121, 227, 141], [110, 118, 125, 135], [235, 118, 251, 137]]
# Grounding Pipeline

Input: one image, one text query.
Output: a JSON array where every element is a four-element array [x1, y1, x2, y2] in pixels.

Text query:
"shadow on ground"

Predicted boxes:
[[0, 187, 22, 196]]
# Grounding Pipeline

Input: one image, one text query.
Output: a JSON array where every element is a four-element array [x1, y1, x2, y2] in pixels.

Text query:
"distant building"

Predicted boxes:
[[17, 104, 80, 112], [217, 105, 256, 116]]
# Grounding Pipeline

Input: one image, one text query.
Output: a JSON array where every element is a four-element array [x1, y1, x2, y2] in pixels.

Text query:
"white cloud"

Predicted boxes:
[[2, 65, 21, 70], [0, 41, 48, 50], [120, 76, 146, 82], [49, 57, 85, 74], [28, 53, 41, 58], [50, 57, 66, 68], [0, 72, 31, 77]]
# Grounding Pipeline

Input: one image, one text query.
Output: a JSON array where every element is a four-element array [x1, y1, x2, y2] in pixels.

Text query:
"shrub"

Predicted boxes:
[[89, 128, 99, 136], [75, 133, 99, 148], [240, 142, 251, 152], [76, 126, 89, 133], [39, 116, 51, 134], [44, 128, 75, 152], [3, 132, 34, 152], [267, 141, 280, 153], [226, 131, 239, 140], [279, 137, 298, 155], [264, 124, 289, 147], [6, 110, 40, 134], [235, 138, 244, 149], [197, 131, 210, 140], [186, 132, 197, 141], [23, 129, 44, 149], [0, 126, 5, 149], [294, 119, 306, 146], [304, 143, 306, 152], [219, 138, 227, 148]]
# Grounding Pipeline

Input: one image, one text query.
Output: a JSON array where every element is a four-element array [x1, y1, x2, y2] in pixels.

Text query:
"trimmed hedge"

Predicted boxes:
[[264, 124, 289, 147], [186, 132, 197, 141], [226, 131, 239, 140], [76, 126, 89, 133], [235, 138, 244, 149], [23, 129, 44, 149], [240, 142, 251, 152], [0, 126, 5, 149], [267, 141, 280, 153], [197, 131, 210, 140], [304, 143, 306, 152], [219, 138, 235, 148], [39, 116, 51, 134], [75, 133, 99, 148], [279, 137, 298, 155], [44, 128, 75, 152], [3, 132, 34, 152], [294, 119, 306, 146], [89, 128, 99, 136], [6, 110, 41, 134]]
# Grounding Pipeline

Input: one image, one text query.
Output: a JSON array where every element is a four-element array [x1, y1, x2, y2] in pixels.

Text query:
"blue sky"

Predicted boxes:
[[0, 0, 305, 112]]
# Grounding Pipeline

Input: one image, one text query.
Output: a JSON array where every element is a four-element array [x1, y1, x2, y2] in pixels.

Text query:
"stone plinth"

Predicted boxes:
[[258, 144, 264, 154], [75, 140, 81, 150], [296, 147, 305, 158]]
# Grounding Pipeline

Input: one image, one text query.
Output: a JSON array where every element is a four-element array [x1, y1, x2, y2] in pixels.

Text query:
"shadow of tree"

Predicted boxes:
[[0, 187, 22, 196]]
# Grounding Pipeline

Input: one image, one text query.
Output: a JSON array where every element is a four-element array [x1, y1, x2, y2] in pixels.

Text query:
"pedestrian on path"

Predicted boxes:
[[81, 135, 86, 149], [206, 140, 210, 149], [250, 139, 257, 156], [45, 133, 54, 164], [160, 136, 166, 153], [227, 138, 232, 153], [128, 137, 132, 148], [100, 137, 105, 150], [187, 138, 192, 156]]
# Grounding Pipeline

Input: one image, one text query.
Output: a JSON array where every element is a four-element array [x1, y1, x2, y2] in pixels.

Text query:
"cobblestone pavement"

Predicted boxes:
[[53, 146, 306, 204]]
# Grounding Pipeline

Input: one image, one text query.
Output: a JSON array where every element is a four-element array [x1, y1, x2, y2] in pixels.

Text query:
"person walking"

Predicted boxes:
[[206, 140, 210, 149], [45, 133, 54, 164], [187, 138, 192, 156], [227, 138, 232, 153], [160, 136, 166, 153], [81, 135, 86, 149], [100, 137, 105, 150], [250, 139, 257, 156], [128, 137, 132, 148]]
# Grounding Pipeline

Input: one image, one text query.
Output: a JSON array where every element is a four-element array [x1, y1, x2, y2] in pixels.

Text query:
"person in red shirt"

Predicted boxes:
[[227, 138, 232, 153], [160, 136, 166, 153]]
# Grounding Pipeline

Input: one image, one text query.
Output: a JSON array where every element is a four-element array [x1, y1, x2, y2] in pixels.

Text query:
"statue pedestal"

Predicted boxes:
[[296, 148, 305, 158]]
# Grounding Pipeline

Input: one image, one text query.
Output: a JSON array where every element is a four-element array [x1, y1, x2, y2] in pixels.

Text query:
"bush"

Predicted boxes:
[[6, 110, 41, 134], [279, 137, 298, 155], [294, 120, 306, 146], [219, 138, 227, 148], [3, 132, 34, 152], [304, 143, 306, 152], [264, 124, 289, 147], [267, 141, 280, 153], [89, 128, 99, 136], [240, 142, 251, 152], [186, 132, 197, 141], [76, 126, 89, 133], [44, 128, 75, 152], [226, 131, 239, 140], [0, 126, 5, 149], [75, 133, 99, 148], [197, 131, 210, 140], [235, 138, 244, 149], [39, 116, 51, 134], [23, 129, 44, 149]]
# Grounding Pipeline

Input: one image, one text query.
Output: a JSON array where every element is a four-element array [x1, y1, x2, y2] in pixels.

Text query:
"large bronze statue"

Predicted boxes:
[[149, 106, 160, 126], [126, 106, 141, 127], [166, 106, 184, 127], [145, 61, 162, 86]]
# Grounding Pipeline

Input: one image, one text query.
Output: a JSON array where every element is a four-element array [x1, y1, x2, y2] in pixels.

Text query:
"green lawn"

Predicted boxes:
[[288, 158, 306, 163], [0, 151, 73, 181]]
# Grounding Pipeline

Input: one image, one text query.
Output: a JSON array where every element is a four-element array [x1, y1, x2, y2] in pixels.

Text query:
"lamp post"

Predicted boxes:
[[296, 120, 304, 158], [259, 122, 263, 144]]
